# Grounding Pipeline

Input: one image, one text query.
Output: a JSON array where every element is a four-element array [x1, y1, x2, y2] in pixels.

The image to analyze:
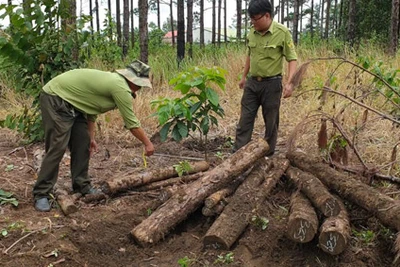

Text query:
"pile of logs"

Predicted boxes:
[[41, 138, 400, 259]]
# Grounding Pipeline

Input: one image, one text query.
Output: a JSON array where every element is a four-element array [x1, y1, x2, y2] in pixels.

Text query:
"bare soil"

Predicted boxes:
[[0, 128, 397, 267]]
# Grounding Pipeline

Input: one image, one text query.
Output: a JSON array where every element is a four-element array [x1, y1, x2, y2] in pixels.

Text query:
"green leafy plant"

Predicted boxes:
[[214, 252, 234, 264], [1, 229, 8, 237], [173, 161, 192, 177], [352, 229, 376, 244], [251, 215, 269, 230], [151, 66, 226, 159], [177, 256, 194, 267], [4, 164, 14, 172], [146, 208, 152, 216], [0, 189, 18, 207], [0, 0, 89, 143]]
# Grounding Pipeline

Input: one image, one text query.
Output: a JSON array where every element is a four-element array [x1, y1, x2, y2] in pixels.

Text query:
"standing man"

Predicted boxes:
[[234, 0, 297, 156], [34, 60, 155, 212]]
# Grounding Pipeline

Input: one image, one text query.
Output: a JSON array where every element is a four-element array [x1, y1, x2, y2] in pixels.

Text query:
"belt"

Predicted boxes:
[[251, 75, 282, 82]]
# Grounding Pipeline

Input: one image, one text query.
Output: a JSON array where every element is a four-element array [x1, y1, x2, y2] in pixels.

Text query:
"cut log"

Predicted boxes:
[[55, 189, 81, 216], [286, 191, 318, 243], [202, 202, 226, 217], [287, 151, 400, 231], [203, 158, 289, 250], [130, 138, 270, 246], [318, 198, 350, 255], [103, 161, 210, 195], [133, 172, 204, 192], [286, 166, 340, 217], [204, 168, 252, 210]]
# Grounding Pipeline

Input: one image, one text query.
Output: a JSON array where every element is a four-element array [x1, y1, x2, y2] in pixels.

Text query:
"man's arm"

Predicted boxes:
[[87, 120, 98, 156], [283, 60, 297, 98], [239, 56, 250, 89], [130, 127, 155, 156]]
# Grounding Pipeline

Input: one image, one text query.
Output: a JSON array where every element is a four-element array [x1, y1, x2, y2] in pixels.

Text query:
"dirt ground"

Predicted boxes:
[[0, 127, 398, 267]]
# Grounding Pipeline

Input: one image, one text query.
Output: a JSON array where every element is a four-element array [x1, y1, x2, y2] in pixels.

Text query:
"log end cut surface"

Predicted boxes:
[[319, 230, 347, 255], [287, 218, 317, 243]]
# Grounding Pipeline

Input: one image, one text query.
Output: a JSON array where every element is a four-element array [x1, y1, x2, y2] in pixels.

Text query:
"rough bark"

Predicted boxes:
[[287, 151, 400, 231], [318, 198, 350, 255], [103, 161, 210, 195], [134, 172, 204, 192], [204, 170, 250, 209], [55, 189, 81, 216], [286, 166, 340, 217], [131, 138, 270, 246], [286, 191, 318, 243], [202, 202, 226, 217], [203, 158, 289, 250]]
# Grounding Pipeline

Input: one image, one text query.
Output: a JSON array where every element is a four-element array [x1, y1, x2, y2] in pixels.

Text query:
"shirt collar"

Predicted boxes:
[[252, 20, 275, 35]]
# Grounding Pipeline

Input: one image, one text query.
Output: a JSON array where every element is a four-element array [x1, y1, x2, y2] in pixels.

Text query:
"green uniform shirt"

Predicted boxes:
[[247, 20, 297, 77], [43, 69, 141, 129]]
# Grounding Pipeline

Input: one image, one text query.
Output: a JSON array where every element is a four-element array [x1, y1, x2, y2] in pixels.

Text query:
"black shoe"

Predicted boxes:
[[84, 187, 103, 196], [35, 198, 51, 212]]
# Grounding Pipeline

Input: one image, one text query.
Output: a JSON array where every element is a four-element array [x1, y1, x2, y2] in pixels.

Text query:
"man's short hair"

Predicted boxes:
[[248, 0, 273, 17]]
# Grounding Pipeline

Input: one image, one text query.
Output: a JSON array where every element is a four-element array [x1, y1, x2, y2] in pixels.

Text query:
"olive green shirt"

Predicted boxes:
[[43, 69, 141, 129], [247, 20, 297, 77]]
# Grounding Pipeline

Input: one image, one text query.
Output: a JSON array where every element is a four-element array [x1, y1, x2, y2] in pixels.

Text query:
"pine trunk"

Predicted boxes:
[[130, 138, 270, 246], [203, 158, 289, 249]]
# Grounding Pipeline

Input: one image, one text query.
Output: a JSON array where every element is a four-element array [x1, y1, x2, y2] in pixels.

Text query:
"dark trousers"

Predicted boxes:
[[33, 92, 91, 200], [235, 78, 282, 155]]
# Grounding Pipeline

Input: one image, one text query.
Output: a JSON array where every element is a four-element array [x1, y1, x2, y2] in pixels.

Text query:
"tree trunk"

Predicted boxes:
[[318, 198, 350, 255], [95, 0, 100, 32], [286, 166, 341, 217], [217, 0, 221, 47], [177, 0, 185, 64], [89, 0, 94, 33], [212, 0, 216, 44], [133, 172, 204, 192], [157, 0, 161, 29], [287, 151, 400, 231], [200, 0, 204, 48], [103, 161, 210, 195], [116, 0, 122, 47], [131, 138, 270, 246], [139, 0, 149, 63], [224, 0, 227, 43], [55, 188, 81, 216], [324, 0, 331, 39], [310, 0, 314, 40], [187, 0, 193, 58], [60, 0, 78, 61], [390, 0, 400, 56], [293, 0, 299, 44], [202, 202, 226, 217], [170, 0, 175, 47], [286, 191, 318, 243], [122, 0, 129, 57], [281, 0, 285, 25], [236, 0, 242, 42], [130, 0, 134, 48], [108, 0, 112, 40], [203, 158, 289, 250], [320, 0, 324, 39], [347, 0, 356, 46]]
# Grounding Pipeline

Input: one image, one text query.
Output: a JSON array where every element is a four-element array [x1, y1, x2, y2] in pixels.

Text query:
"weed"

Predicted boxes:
[[0, 189, 18, 207], [352, 229, 376, 244], [178, 256, 194, 267], [214, 252, 234, 264], [173, 161, 192, 177], [251, 215, 270, 230], [147, 208, 152, 216]]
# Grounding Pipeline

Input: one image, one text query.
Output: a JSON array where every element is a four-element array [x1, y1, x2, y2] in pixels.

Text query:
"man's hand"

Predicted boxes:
[[144, 142, 155, 156], [238, 78, 246, 89], [283, 82, 294, 98], [89, 139, 98, 157]]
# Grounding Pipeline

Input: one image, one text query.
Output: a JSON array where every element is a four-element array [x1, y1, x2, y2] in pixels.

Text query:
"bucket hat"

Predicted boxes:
[[116, 60, 152, 89]]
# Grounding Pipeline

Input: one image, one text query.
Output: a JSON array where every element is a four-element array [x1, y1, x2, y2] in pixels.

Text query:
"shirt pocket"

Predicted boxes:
[[264, 44, 280, 60]]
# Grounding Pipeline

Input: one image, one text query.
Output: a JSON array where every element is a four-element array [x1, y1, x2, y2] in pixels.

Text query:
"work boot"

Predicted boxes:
[[35, 198, 51, 212]]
